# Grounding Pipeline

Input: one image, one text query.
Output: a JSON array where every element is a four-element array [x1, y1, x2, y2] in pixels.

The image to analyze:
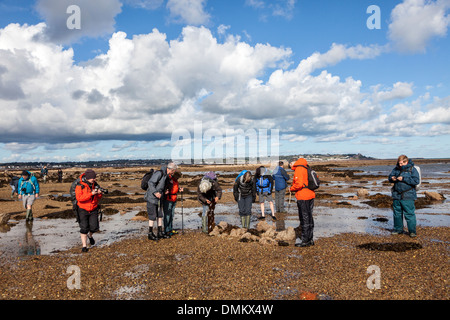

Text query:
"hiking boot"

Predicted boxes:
[[409, 233, 417, 238], [391, 231, 402, 235], [157, 227, 170, 239], [295, 240, 314, 247], [148, 227, 158, 241]]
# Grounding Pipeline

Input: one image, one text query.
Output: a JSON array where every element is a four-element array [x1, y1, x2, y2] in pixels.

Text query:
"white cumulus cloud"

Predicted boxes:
[[388, 0, 450, 53]]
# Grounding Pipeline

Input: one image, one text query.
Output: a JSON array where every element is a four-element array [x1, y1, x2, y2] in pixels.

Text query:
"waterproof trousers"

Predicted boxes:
[[392, 199, 416, 234], [296, 199, 314, 243], [238, 195, 252, 216]]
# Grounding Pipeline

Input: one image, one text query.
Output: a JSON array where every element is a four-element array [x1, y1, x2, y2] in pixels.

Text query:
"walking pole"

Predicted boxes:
[[288, 190, 292, 211], [181, 189, 184, 235]]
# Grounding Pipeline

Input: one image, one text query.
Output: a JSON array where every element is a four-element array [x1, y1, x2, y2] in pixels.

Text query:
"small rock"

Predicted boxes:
[[229, 228, 245, 237], [217, 221, 228, 230], [209, 226, 221, 236], [256, 221, 274, 233], [275, 227, 296, 241], [424, 191, 445, 201], [131, 216, 148, 221], [357, 188, 369, 198], [0, 212, 11, 225], [259, 238, 276, 245], [261, 228, 276, 238]]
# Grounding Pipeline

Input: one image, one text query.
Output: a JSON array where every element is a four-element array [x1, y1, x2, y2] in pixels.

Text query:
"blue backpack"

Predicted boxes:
[[256, 176, 271, 193], [235, 170, 248, 182]]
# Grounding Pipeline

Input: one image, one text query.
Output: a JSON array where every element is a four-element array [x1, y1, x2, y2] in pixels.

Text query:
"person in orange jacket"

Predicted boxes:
[[289, 157, 316, 247], [163, 171, 183, 235], [75, 169, 103, 253]]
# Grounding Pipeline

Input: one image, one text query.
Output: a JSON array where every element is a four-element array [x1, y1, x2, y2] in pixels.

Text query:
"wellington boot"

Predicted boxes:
[[240, 216, 246, 228], [25, 209, 33, 221], [245, 215, 251, 229]]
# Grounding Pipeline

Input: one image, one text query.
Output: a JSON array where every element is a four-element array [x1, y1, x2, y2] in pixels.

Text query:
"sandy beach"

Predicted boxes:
[[0, 159, 448, 300]]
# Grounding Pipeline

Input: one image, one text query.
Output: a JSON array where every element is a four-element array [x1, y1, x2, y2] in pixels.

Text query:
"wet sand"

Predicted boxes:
[[0, 159, 449, 300]]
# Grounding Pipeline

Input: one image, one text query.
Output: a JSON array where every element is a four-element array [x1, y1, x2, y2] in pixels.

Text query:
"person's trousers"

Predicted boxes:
[[275, 189, 287, 212], [147, 202, 163, 221], [297, 199, 314, 243], [392, 199, 416, 234], [202, 205, 208, 233], [163, 200, 177, 233], [78, 208, 99, 234], [238, 195, 252, 216]]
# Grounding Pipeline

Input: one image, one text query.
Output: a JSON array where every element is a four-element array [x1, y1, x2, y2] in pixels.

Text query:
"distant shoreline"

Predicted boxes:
[[1, 154, 449, 170]]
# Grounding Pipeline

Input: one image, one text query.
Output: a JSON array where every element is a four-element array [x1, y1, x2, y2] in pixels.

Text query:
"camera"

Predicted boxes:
[[95, 186, 109, 194]]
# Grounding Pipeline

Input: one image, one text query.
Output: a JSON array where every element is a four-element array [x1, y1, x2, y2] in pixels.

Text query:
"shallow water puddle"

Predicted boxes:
[[0, 210, 146, 258]]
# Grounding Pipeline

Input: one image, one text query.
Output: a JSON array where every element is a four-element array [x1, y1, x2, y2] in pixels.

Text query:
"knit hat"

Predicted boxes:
[[22, 170, 30, 177], [204, 171, 216, 180], [84, 169, 96, 180]]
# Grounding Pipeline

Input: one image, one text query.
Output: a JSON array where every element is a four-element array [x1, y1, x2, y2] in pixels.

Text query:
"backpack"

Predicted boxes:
[[235, 170, 248, 182], [407, 165, 421, 190], [69, 178, 82, 202], [256, 176, 271, 193], [141, 169, 155, 191], [298, 165, 320, 190], [415, 166, 421, 190]]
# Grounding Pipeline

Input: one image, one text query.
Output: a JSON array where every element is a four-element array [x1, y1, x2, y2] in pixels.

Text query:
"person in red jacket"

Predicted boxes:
[[289, 157, 316, 247], [163, 171, 183, 235], [75, 169, 103, 253]]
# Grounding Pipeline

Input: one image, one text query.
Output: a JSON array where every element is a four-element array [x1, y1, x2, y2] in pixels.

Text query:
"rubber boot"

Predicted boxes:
[[148, 227, 158, 241], [202, 214, 208, 233], [245, 215, 251, 229], [241, 216, 246, 228], [157, 226, 170, 239], [25, 209, 33, 221]]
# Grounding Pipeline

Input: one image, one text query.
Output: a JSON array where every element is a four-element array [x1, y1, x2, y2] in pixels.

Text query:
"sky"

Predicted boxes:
[[0, 0, 449, 163]]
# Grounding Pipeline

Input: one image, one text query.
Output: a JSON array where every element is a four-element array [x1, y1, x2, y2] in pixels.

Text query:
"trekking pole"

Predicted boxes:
[[288, 191, 292, 211], [181, 189, 184, 235]]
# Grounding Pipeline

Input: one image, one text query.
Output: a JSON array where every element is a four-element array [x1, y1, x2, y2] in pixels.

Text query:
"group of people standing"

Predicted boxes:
[[6, 154, 421, 252], [232, 158, 316, 247]]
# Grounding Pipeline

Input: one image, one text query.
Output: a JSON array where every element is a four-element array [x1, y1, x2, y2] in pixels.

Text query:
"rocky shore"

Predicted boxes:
[[0, 159, 448, 300]]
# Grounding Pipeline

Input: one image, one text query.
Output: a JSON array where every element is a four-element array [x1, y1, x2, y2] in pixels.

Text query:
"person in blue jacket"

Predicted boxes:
[[255, 166, 276, 220], [388, 155, 420, 237], [18, 170, 40, 221], [272, 161, 290, 213]]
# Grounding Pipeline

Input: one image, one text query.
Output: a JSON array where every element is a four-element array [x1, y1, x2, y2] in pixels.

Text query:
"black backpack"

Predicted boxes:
[[298, 165, 320, 190], [141, 169, 155, 191], [69, 178, 81, 202]]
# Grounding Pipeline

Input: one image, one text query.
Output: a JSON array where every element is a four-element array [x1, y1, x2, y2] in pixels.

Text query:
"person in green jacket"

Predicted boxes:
[[388, 155, 420, 237]]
